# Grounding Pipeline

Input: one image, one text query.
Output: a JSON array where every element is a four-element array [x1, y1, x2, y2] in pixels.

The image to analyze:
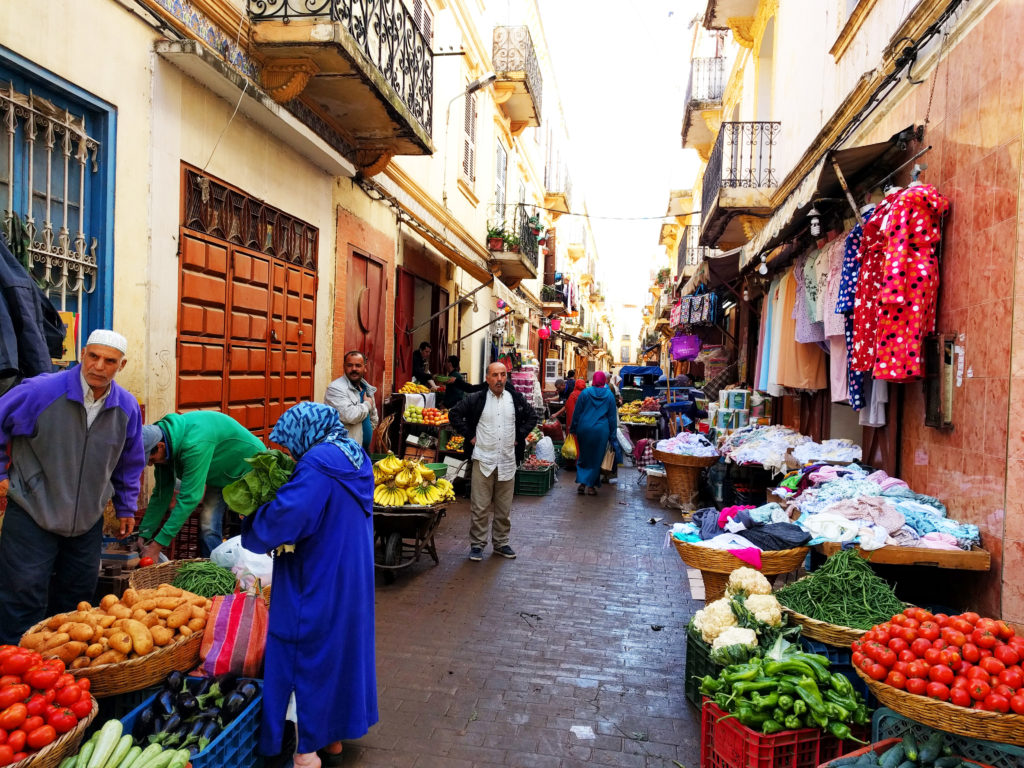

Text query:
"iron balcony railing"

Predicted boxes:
[[493, 26, 543, 120], [514, 204, 539, 268], [544, 163, 572, 208], [701, 121, 781, 226], [686, 57, 725, 104], [247, 0, 433, 133]]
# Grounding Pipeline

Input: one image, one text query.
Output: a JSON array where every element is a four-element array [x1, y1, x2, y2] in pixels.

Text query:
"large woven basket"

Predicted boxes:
[[782, 606, 868, 646], [854, 666, 1024, 746], [671, 538, 808, 602], [128, 557, 211, 591], [653, 450, 718, 508], [10, 697, 97, 768]]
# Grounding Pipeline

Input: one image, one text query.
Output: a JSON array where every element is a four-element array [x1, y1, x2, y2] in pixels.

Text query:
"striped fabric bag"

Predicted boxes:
[[199, 587, 269, 678]]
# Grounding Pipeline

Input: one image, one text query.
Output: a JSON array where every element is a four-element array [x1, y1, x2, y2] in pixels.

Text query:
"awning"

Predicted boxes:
[[555, 330, 591, 349], [620, 365, 663, 377], [681, 247, 742, 297]]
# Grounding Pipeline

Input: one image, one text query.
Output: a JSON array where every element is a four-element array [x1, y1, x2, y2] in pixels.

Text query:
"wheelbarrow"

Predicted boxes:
[[373, 502, 447, 583]]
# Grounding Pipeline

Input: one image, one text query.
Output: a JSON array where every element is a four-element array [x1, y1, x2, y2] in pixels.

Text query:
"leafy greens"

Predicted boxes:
[[222, 449, 296, 516]]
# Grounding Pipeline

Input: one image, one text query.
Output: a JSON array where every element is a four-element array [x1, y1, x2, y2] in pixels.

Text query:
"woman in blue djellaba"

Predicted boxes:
[[242, 402, 377, 768], [569, 371, 619, 496]]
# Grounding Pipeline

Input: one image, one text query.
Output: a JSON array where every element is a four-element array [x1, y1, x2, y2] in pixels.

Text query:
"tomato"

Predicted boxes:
[[873, 628, 892, 646], [904, 628, 920, 643], [994, 683, 1017, 698], [934, 613, 950, 627], [3, 731, 23, 754], [957, 660, 973, 676], [0, 686, 29, 712], [21, 717, 41, 734], [0, 656, 32, 679], [55, 685, 81, 707], [43, 706, 57, 720], [939, 649, 961, 668], [885, 670, 907, 689], [951, 686, 972, 707], [962, 643, 981, 663], [888, 637, 909, 654], [898, 649, 916, 664], [0, 729, 4, 744], [905, 677, 927, 695], [999, 666, 1024, 689], [928, 665, 954, 685], [53, 673, 73, 690], [979, 648, 993, 660], [22, 667, 59, 692], [910, 638, 931, 657], [980, 656, 1006, 676], [852, 651, 865, 668], [984, 692, 1010, 713], [950, 618, 974, 635], [0, 705, 26, 732], [961, 612, 981, 625], [918, 621, 940, 641], [967, 666, 991, 681], [1011, 694, 1024, 715], [68, 698, 92, 720], [46, 709, 76, 735], [869, 663, 887, 681], [974, 628, 999, 650], [874, 648, 896, 668], [25, 724, 55, 750], [76, 679, 89, 693], [926, 681, 950, 700], [892, 613, 908, 625], [23, 695, 46, 719], [859, 655, 874, 673], [932, 638, 948, 650], [893, 661, 910, 676], [907, 660, 930, 679], [0, 745, 12, 767], [969, 680, 991, 700], [923, 648, 942, 666], [994, 645, 1020, 667]]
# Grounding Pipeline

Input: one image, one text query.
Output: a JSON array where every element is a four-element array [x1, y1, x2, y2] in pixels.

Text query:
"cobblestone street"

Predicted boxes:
[[343, 467, 703, 767]]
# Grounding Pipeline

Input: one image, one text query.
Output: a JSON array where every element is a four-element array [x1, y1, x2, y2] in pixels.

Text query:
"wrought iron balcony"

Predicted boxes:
[[246, 0, 433, 174], [700, 121, 780, 248], [681, 57, 725, 152], [488, 205, 539, 285], [687, 57, 725, 103], [492, 26, 543, 134], [544, 163, 572, 217]]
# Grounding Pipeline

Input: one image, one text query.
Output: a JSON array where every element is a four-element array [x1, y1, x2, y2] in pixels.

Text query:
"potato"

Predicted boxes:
[[166, 603, 192, 630], [189, 605, 207, 620], [176, 625, 193, 638], [90, 624, 104, 643], [155, 597, 183, 611], [123, 619, 154, 656], [153, 609, 172, 619], [77, 601, 92, 612], [186, 617, 206, 633], [156, 585, 183, 597], [51, 641, 88, 664], [99, 594, 120, 611], [186, 595, 207, 607], [85, 643, 105, 659], [98, 615, 116, 628], [66, 623, 95, 643], [131, 609, 148, 622], [45, 614, 68, 630], [135, 599, 158, 612], [106, 603, 132, 620], [91, 649, 125, 666], [150, 626, 174, 646], [21, 632, 50, 651], [204, 600, 212, 611], [43, 632, 70, 650], [108, 631, 133, 655], [140, 614, 160, 629], [122, 588, 140, 608], [71, 656, 92, 669]]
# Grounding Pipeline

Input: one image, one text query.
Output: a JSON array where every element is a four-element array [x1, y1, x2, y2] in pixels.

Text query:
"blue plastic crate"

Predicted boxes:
[[873, 707, 1024, 768], [121, 678, 264, 768], [798, 637, 876, 708]]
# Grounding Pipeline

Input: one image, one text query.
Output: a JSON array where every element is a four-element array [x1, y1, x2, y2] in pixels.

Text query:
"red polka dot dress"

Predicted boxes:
[[850, 193, 898, 373]]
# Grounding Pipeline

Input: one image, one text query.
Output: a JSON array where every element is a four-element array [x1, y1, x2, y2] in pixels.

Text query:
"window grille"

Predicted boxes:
[[461, 91, 477, 182]]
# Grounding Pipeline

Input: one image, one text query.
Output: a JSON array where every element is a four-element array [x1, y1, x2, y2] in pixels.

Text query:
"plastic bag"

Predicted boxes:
[[534, 436, 556, 464], [616, 426, 634, 455], [211, 535, 274, 589], [561, 434, 578, 460]]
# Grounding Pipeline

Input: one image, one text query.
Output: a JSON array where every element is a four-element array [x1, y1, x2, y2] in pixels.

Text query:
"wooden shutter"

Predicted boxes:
[[462, 92, 476, 181]]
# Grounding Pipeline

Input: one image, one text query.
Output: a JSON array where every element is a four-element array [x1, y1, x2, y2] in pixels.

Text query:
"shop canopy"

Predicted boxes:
[[619, 365, 663, 377], [681, 247, 742, 297]]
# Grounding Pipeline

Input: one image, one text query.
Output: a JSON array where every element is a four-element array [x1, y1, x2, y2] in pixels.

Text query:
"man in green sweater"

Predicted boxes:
[[137, 411, 265, 560]]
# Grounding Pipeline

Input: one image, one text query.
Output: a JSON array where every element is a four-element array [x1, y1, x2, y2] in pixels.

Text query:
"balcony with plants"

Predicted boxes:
[[486, 205, 541, 285], [492, 26, 543, 136], [244, 0, 433, 175]]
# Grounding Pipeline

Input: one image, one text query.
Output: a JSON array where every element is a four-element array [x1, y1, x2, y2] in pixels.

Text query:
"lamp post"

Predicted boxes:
[[441, 72, 496, 209]]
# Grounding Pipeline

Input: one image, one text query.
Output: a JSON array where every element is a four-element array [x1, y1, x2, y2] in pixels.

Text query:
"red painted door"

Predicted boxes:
[[394, 267, 415, 389], [346, 251, 387, 409]]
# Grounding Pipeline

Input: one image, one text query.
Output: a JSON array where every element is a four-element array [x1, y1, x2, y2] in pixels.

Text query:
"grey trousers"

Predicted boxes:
[[469, 460, 515, 549]]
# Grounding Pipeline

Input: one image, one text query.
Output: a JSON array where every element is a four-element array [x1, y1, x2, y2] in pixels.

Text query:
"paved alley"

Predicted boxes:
[[345, 467, 704, 767]]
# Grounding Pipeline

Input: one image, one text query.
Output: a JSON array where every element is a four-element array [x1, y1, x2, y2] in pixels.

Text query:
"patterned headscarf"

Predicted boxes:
[[270, 402, 366, 468]]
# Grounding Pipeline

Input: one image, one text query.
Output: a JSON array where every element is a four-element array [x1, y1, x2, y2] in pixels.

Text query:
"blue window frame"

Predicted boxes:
[[0, 45, 116, 340]]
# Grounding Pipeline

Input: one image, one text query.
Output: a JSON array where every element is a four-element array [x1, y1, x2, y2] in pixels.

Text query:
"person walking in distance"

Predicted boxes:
[[449, 362, 537, 561]]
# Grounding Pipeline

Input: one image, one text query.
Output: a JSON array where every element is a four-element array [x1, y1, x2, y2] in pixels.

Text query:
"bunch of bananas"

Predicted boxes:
[[618, 401, 642, 418], [623, 414, 657, 425], [399, 381, 430, 394], [371, 452, 454, 507]]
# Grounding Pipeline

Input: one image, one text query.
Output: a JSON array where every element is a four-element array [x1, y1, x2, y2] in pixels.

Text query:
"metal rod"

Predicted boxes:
[[450, 308, 513, 345], [829, 155, 862, 219], [408, 274, 495, 334]]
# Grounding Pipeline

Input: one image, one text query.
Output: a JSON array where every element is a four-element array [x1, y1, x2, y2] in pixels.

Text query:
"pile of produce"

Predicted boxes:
[[520, 456, 552, 471], [774, 548, 905, 630], [372, 453, 454, 507], [525, 426, 543, 448], [443, 435, 465, 452], [825, 732, 991, 768], [398, 381, 429, 394], [222, 449, 295, 517], [692, 569, 792, 665], [853, 606, 1024, 713], [58, 717, 188, 768], [127, 672, 259, 758], [618, 402, 657, 424], [618, 401, 641, 419], [640, 396, 660, 411], [0, 646, 94, 765], [20, 588, 210, 669], [700, 643, 871, 739], [403, 406, 448, 425], [170, 561, 237, 599]]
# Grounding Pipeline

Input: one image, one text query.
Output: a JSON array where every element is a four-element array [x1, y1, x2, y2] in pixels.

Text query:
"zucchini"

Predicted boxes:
[[87, 720, 124, 768], [137, 750, 177, 768], [128, 744, 164, 768], [58, 758, 78, 768], [879, 744, 905, 768], [826, 755, 865, 767], [104, 734, 133, 768], [166, 750, 190, 768], [117, 746, 142, 768], [902, 733, 918, 762], [77, 741, 96, 768], [934, 758, 963, 768]]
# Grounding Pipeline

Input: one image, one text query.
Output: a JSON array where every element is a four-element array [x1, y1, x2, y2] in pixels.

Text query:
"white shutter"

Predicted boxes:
[[495, 143, 507, 220]]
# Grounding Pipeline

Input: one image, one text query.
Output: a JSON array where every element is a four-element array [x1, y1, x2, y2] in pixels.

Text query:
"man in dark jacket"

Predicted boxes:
[[0, 329, 145, 642], [441, 355, 485, 409], [449, 362, 537, 562]]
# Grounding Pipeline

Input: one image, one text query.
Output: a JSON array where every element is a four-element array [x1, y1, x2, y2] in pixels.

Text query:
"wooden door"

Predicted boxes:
[[431, 286, 449, 368], [346, 251, 387, 408], [394, 267, 415, 389]]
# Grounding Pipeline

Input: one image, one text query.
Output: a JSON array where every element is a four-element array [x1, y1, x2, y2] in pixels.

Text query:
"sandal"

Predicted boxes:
[[577, 484, 586, 495], [586, 487, 597, 496], [317, 746, 344, 767]]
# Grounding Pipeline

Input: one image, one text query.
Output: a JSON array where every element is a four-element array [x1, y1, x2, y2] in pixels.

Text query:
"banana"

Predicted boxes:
[[419, 465, 435, 483], [394, 468, 417, 488]]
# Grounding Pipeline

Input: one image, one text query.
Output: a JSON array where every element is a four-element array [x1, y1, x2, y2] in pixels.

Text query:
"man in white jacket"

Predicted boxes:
[[324, 350, 378, 449]]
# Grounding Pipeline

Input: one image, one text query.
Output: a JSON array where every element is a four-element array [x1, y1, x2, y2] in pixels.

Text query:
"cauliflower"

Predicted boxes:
[[744, 593, 783, 627], [692, 598, 738, 643], [726, 567, 773, 597], [711, 626, 758, 651]]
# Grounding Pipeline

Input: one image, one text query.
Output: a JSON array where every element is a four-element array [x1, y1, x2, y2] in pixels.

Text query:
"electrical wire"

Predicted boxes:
[[202, 12, 249, 171]]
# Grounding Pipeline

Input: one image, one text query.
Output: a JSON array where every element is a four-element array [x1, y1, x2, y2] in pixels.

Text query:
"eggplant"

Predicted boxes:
[[177, 692, 200, 717], [132, 707, 157, 744], [215, 673, 240, 694], [187, 744, 201, 758], [236, 681, 259, 701], [221, 691, 248, 722], [197, 718, 222, 752], [156, 689, 178, 718], [156, 712, 183, 743], [198, 705, 221, 721], [165, 670, 186, 692], [162, 723, 190, 749]]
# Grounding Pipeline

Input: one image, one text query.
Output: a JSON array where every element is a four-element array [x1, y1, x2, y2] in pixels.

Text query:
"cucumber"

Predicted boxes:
[[166, 750, 190, 768], [896, 761, 916, 768], [77, 741, 96, 768], [826, 755, 866, 767], [58, 758, 78, 768], [103, 734, 133, 768], [919, 732, 945, 764], [128, 745, 164, 768], [87, 720, 124, 768], [879, 744, 905, 768], [902, 733, 918, 762], [117, 746, 142, 768]]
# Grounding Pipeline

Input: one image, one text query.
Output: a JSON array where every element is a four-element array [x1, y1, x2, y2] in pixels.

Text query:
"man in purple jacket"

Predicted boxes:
[[0, 329, 145, 643]]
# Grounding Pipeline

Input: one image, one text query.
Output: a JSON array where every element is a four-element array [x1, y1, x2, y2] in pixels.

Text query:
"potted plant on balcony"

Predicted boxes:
[[540, 284, 558, 302], [487, 222, 506, 251], [656, 267, 671, 286], [527, 213, 543, 236], [504, 232, 520, 253]]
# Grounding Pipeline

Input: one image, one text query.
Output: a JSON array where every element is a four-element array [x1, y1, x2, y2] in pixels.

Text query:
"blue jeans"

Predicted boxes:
[[199, 486, 227, 558], [0, 499, 103, 644]]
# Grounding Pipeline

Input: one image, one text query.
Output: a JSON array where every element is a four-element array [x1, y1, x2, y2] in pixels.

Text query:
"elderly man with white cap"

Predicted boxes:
[[0, 329, 145, 643]]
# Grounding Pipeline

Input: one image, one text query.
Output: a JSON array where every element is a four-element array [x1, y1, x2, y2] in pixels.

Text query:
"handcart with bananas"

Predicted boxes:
[[370, 451, 456, 583]]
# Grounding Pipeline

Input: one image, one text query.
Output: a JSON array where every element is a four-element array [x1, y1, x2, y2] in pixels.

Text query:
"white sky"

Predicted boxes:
[[539, 0, 704, 340]]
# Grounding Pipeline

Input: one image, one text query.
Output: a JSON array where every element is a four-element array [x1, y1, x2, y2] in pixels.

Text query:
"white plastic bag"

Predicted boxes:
[[617, 426, 634, 455], [211, 535, 274, 588], [534, 436, 556, 464]]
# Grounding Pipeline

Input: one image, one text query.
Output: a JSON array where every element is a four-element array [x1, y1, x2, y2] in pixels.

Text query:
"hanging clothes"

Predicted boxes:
[[823, 238, 849, 403], [777, 269, 826, 390], [793, 252, 824, 344], [859, 377, 889, 428], [836, 207, 874, 411], [851, 193, 901, 372], [753, 291, 768, 390], [872, 184, 950, 381], [766, 275, 786, 396]]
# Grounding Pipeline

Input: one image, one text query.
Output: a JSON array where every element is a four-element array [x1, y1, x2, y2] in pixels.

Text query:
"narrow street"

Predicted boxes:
[[353, 467, 703, 767]]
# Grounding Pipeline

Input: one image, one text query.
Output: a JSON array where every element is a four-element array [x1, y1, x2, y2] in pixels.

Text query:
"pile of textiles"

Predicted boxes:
[[790, 439, 862, 465], [721, 425, 810, 474], [655, 433, 719, 457], [668, 505, 811, 569]]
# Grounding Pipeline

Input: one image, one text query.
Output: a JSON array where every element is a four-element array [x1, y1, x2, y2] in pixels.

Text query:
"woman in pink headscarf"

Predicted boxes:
[[568, 372, 618, 495]]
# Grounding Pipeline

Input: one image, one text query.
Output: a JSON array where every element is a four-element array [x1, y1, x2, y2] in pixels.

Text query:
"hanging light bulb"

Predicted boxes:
[[757, 253, 768, 276], [808, 206, 822, 238]]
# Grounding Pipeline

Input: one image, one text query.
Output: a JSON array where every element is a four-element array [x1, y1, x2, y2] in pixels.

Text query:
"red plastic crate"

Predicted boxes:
[[701, 700, 856, 768], [818, 738, 993, 768], [169, 513, 200, 559]]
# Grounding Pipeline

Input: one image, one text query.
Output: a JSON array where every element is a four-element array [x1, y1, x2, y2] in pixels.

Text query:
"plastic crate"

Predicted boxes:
[[514, 465, 555, 496], [701, 699, 853, 768], [552, 441, 564, 466], [818, 737, 994, 768], [798, 638, 875, 707], [685, 624, 724, 707], [170, 514, 201, 560], [872, 708, 1024, 768], [121, 678, 264, 768]]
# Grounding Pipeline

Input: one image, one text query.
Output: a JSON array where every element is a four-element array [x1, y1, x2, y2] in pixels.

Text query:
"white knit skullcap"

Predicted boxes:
[[85, 329, 128, 355]]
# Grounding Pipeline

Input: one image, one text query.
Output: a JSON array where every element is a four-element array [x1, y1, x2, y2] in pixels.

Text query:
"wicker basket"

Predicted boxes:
[[854, 666, 1024, 746], [782, 606, 867, 645], [653, 450, 718, 508], [128, 557, 212, 591], [671, 538, 808, 602], [10, 697, 97, 768]]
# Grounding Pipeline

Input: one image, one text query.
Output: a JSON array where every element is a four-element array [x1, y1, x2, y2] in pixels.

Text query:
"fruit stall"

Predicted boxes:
[[618, 396, 661, 443]]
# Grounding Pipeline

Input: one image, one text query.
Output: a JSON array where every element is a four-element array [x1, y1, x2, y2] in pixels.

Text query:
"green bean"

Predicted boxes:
[[775, 549, 904, 629], [171, 561, 237, 597]]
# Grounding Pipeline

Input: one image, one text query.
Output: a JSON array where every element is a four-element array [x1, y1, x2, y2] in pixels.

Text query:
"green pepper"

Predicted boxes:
[[772, 707, 786, 723], [735, 706, 770, 729], [792, 699, 807, 717], [784, 714, 803, 730], [751, 692, 780, 711], [762, 719, 784, 735], [763, 660, 817, 679], [714, 692, 732, 710], [827, 721, 867, 744], [852, 706, 871, 726], [824, 702, 851, 721], [778, 694, 794, 711], [792, 677, 828, 727], [721, 661, 762, 683], [700, 675, 723, 694], [792, 654, 833, 684], [830, 672, 854, 697], [824, 688, 860, 713], [777, 680, 796, 695], [731, 681, 777, 697]]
